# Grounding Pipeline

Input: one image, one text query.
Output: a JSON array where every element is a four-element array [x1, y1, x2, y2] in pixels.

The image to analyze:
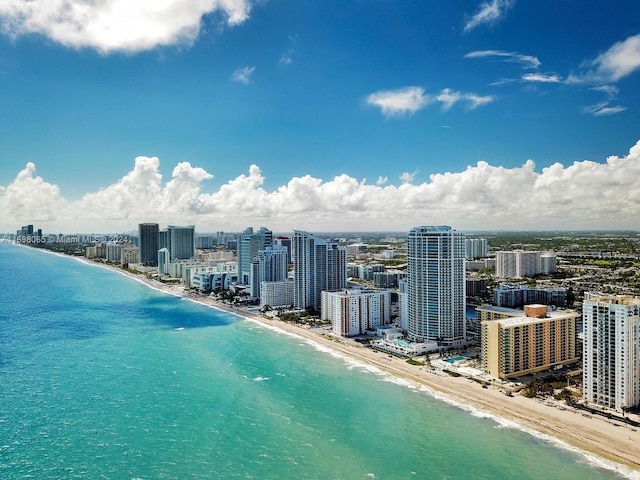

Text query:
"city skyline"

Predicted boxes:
[[1, 1, 640, 232]]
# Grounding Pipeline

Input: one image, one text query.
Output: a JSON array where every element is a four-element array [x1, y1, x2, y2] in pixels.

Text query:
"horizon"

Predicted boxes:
[[1, 1, 640, 232]]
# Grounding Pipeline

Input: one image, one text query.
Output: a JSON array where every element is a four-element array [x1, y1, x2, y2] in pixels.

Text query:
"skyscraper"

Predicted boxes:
[[249, 245, 289, 299], [293, 231, 346, 311], [406, 226, 466, 345], [168, 225, 195, 261], [237, 227, 273, 285], [582, 294, 640, 411], [138, 223, 159, 267]]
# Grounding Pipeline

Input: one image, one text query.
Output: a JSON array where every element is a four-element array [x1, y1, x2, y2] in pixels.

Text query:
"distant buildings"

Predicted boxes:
[[481, 304, 579, 379], [406, 226, 466, 346], [495, 251, 557, 278], [582, 294, 640, 411], [321, 288, 391, 337], [493, 283, 566, 308], [465, 238, 488, 259]]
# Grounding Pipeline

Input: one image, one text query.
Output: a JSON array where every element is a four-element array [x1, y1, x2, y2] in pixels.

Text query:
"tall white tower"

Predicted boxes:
[[583, 294, 640, 411], [406, 226, 466, 346]]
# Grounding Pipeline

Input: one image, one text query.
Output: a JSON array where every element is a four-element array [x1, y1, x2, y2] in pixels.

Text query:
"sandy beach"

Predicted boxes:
[[76, 258, 640, 476]]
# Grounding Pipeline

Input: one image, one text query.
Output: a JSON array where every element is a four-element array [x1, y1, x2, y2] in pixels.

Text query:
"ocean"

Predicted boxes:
[[0, 243, 635, 479]]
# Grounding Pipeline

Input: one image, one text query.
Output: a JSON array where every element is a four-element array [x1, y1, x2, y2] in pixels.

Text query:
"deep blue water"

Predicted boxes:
[[0, 243, 636, 479]]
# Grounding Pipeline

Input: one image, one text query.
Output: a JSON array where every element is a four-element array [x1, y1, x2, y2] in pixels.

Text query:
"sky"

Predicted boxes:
[[1, 0, 640, 234]]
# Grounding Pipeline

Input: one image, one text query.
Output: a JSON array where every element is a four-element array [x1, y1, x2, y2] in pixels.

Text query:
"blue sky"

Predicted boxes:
[[1, 0, 640, 233]]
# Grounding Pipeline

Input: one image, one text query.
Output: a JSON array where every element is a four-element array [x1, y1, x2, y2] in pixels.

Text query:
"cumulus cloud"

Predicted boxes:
[[365, 87, 431, 117], [366, 87, 493, 117], [0, 0, 253, 54], [3, 141, 640, 232], [463, 0, 514, 33], [231, 66, 255, 84]]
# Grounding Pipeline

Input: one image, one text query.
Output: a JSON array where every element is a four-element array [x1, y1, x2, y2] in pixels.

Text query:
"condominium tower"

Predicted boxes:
[[293, 231, 346, 311], [583, 294, 640, 411], [138, 222, 159, 267], [406, 226, 466, 346], [237, 227, 273, 285]]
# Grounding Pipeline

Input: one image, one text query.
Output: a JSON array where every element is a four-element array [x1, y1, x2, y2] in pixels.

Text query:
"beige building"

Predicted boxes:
[[481, 304, 579, 379]]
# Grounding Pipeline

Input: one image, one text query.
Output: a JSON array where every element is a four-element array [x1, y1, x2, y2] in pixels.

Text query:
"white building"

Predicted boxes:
[[260, 281, 295, 309], [406, 226, 466, 346], [495, 250, 541, 278], [465, 238, 488, 259], [540, 253, 557, 274], [321, 289, 391, 337], [249, 245, 289, 299], [582, 294, 640, 411]]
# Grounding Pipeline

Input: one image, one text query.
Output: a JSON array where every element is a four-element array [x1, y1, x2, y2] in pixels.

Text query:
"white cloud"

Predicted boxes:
[[588, 33, 640, 82], [376, 176, 388, 186], [231, 66, 255, 84], [465, 50, 540, 69], [569, 33, 640, 84], [580, 103, 627, 117], [0, 0, 253, 54], [3, 141, 640, 232], [367, 87, 493, 117], [463, 0, 514, 33], [522, 73, 561, 83], [366, 86, 430, 117]]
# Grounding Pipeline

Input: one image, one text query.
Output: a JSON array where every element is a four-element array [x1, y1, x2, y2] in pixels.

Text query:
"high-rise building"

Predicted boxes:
[[321, 288, 391, 337], [273, 236, 292, 265], [495, 250, 541, 278], [158, 248, 170, 275], [168, 225, 195, 261], [138, 223, 159, 267], [249, 245, 289, 299], [326, 244, 348, 292], [465, 238, 488, 259], [406, 226, 466, 346], [237, 227, 273, 285], [582, 294, 640, 411], [293, 231, 347, 311], [293, 230, 325, 311]]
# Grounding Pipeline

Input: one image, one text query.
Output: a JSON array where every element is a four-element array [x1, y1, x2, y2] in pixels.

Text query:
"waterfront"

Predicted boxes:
[[0, 243, 636, 479]]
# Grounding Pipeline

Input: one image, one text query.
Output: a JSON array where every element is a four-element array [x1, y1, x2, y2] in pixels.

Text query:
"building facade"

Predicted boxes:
[[481, 305, 579, 379], [321, 289, 391, 337], [582, 295, 640, 411], [138, 223, 159, 267], [237, 227, 273, 285], [249, 245, 289, 299], [406, 226, 466, 345], [495, 250, 542, 279]]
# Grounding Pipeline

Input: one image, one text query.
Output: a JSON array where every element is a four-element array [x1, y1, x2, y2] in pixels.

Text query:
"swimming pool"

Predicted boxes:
[[445, 356, 466, 363]]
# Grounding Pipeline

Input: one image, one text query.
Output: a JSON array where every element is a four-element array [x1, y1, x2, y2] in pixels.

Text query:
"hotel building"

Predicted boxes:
[[481, 305, 579, 379], [406, 226, 466, 346], [582, 294, 640, 411]]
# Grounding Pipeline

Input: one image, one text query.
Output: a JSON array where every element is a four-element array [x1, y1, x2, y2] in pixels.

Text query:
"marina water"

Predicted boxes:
[[0, 243, 635, 479]]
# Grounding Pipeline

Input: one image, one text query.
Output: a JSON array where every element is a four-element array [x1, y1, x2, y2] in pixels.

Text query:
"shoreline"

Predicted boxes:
[[27, 250, 640, 477]]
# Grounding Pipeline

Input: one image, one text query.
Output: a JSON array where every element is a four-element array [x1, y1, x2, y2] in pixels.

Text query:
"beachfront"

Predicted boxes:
[[78, 257, 640, 474]]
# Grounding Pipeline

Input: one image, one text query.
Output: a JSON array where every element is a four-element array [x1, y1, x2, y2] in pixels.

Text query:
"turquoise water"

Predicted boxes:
[[446, 357, 467, 363], [0, 243, 636, 479]]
